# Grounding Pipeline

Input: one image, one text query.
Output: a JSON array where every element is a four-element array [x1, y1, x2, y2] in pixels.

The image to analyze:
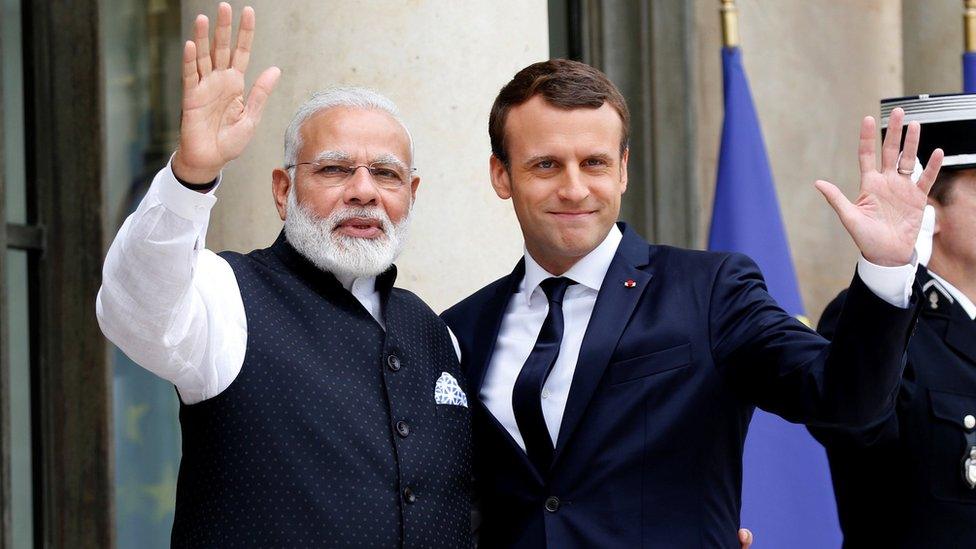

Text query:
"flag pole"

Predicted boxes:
[[720, 0, 739, 49], [966, 0, 976, 53]]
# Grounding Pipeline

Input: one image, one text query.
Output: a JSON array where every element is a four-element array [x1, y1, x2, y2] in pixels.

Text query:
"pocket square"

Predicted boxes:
[[434, 372, 468, 408]]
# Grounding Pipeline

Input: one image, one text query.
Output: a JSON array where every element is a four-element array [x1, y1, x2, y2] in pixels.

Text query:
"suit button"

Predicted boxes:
[[387, 354, 401, 371], [965, 415, 975, 430], [403, 486, 416, 504], [544, 496, 560, 512], [396, 420, 410, 437]]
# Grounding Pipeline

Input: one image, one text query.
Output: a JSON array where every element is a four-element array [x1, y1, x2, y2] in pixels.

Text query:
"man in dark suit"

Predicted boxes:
[[442, 59, 942, 548], [812, 94, 976, 548]]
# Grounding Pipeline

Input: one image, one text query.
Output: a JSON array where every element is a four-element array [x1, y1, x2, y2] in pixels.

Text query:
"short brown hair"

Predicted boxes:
[[929, 167, 975, 206], [489, 59, 630, 165]]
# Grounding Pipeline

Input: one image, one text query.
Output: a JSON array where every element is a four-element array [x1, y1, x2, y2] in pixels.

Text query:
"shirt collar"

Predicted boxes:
[[520, 224, 623, 306], [927, 270, 976, 320], [334, 273, 378, 297]]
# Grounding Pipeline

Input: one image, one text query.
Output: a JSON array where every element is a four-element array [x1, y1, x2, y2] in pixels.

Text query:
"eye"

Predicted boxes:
[[583, 158, 608, 168], [371, 167, 402, 180], [536, 159, 556, 170], [317, 164, 349, 176]]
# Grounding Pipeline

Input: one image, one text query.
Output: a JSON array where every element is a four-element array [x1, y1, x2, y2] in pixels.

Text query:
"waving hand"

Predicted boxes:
[[172, 3, 281, 183]]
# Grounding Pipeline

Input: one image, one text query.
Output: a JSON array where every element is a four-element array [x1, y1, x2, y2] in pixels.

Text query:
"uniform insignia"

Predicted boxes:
[[923, 279, 953, 312]]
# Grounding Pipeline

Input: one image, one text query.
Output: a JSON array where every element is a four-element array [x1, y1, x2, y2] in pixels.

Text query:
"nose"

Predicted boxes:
[[342, 165, 379, 205], [557, 166, 589, 202]]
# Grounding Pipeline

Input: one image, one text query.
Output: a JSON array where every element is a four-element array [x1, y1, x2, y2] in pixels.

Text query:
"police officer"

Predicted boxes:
[[812, 93, 976, 548]]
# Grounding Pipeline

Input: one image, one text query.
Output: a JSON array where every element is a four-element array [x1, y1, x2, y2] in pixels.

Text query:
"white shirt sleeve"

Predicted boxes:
[[855, 254, 917, 309], [95, 159, 247, 404]]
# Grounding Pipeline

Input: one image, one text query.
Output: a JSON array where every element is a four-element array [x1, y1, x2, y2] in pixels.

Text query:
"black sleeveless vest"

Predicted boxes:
[[171, 233, 472, 548]]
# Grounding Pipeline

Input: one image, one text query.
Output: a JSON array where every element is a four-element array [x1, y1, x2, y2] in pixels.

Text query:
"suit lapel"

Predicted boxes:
[[466, 260, 546, 483], [552, 225, 653, 465], [467, 260, 524, 393]]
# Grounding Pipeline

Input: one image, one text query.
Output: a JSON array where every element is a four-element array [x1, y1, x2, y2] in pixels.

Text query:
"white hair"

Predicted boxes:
[[283, 87, 415, 177]]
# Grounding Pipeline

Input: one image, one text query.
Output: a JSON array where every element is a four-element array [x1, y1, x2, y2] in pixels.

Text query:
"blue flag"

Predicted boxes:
[[708, 46, 842, 548], [964, 51, 976, 93]]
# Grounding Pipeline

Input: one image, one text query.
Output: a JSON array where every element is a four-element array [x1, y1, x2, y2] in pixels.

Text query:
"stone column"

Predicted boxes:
[[182, 1, 548, 311]]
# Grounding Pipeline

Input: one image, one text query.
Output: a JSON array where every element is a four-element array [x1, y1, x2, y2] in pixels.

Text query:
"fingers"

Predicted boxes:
[[213, 2, 233, 70], [244, 66, 282, 127], [182, 40, 199, 91], [858, 116, 877, 174], [193, 14, 212, 78], [917, 148, 945, 195], [881, 107, 904, 172], [815, 179, 857, 228], [231, 6, 256, 74], [899, 121, 920, 173], [738, 528, 753, 549]]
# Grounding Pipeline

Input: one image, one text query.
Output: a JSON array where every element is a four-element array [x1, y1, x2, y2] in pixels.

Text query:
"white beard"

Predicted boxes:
[[283, 187, 411, 280]]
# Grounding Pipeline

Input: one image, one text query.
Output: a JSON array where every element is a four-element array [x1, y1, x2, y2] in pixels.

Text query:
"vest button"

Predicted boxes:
[[403, 486, 416, 504], [387, 354, 401, 371], [396, 420, 410, 438], [545, 496, 560, 512]]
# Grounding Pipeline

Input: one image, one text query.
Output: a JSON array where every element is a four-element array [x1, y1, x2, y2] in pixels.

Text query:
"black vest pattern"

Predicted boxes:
[[171, 234, 472, 548]]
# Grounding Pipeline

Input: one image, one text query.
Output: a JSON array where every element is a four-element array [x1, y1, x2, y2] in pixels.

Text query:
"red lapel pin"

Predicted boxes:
[[624, 279, 637, 288]]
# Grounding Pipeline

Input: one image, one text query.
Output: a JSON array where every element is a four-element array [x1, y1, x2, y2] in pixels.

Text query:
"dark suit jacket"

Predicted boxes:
[[442, 224, 920, 548], [811, 267, 976, 548]]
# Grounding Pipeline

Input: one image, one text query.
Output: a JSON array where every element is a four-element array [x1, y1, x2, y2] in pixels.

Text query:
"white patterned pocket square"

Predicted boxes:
[[434, 372, 468, 408]]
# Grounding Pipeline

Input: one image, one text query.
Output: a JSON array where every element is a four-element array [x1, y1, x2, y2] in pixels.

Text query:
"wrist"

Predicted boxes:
[[172, 150, 221, 185]]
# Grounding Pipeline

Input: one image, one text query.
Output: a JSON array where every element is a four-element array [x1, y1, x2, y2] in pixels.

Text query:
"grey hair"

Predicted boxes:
[[283, 87, 415, 177]]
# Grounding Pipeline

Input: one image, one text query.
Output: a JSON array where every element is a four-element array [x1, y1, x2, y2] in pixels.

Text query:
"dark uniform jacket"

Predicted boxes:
[[812, 267, 976, 548]]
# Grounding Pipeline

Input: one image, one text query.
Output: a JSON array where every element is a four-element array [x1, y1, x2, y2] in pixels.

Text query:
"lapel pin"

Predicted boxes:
[[929, 291, 939, 309], [624, 279, 637, 288]]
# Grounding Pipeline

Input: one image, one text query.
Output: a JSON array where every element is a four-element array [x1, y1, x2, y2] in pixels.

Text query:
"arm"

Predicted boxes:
[[713, 108, 939, 427], [709, 252, 918, 428], [96, 163, 244, 404], [807, 289, 912, 447], [95, 3, 279, 403]]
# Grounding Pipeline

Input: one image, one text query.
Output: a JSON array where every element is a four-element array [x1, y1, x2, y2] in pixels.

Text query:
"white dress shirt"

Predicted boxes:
[[482, 225, 918, 451], [96, 161, 385, 405]]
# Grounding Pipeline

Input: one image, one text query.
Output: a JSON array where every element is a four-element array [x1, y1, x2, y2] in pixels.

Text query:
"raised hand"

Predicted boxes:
[[815, 107, 943, 266], [172, 3, 281, 183]]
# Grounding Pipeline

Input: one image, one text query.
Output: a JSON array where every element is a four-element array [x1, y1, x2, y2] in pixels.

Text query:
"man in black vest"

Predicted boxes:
[[812, 94, 976, 548], [96, 4, 471, 547]]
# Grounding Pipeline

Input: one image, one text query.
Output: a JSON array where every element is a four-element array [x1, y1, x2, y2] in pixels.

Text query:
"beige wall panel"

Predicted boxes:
[[182, 1, 548, 312], [902, 0, 962, 95], [695, 0, 903, 323]]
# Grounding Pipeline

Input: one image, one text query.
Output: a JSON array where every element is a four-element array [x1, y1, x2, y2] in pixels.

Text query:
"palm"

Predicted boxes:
[[816, 110, 943, 266], [181, 68, 251, 169], [174, 4, 280, 183]]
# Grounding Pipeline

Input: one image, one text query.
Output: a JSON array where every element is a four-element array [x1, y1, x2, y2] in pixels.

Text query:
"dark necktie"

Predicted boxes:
[[512, 276, 573, 474]]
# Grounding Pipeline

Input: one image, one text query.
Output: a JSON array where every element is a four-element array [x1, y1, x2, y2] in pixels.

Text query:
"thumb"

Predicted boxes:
[[738, 528, 753, 549], [815, 179, 857, 228], [243, 66, 282, 127]]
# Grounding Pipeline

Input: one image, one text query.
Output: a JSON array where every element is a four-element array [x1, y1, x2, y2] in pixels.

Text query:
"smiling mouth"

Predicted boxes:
[[549, 210, 596, 218]]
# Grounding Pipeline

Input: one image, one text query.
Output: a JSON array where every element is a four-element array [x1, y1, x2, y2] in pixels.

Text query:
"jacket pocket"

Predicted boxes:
[[609, 343, 691, 385], [926, 388, 976, 504]]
